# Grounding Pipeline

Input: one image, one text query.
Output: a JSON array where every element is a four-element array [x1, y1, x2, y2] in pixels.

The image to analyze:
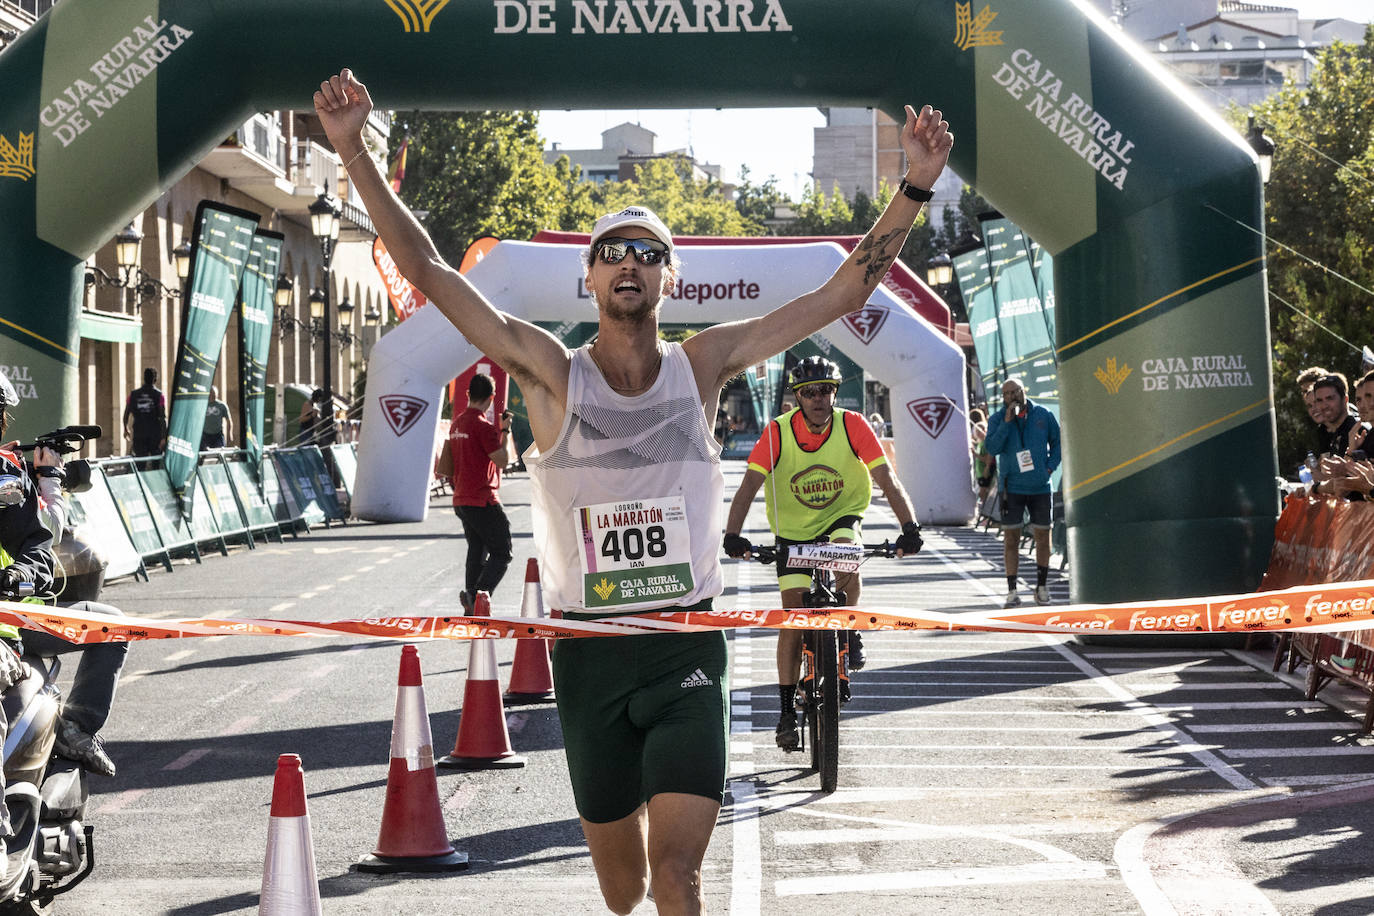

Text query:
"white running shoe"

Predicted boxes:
[[1034, 585, 1051, 605], [1004, 591, 1022, 608]]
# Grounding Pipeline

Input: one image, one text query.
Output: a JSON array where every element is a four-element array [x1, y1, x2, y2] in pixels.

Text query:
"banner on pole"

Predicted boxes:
[[238, 230, 284, 474], [165, 202, 261, 514]]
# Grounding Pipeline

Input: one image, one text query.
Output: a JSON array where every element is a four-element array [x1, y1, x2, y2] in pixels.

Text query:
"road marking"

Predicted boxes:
[[774, 823, 1121, 844], [271, 687, 304, 705], [835, 708, 1144, 717], [163, 748, 212, 771], [120, 669, 152, 685], [1146, 701, 1327, 711], [1080, 650, 1227, 658], [164, 649, 195, 662], [842, 763, 1210, 771], [776, 861, 1111, 896], [843, 742, 1219, 753], [1041, 636, 1258, 790], [94, 788, 150, 814], [1103, 664, 1253, 674], [268, 601, 295, 612], [729, 780, 761, 916], [223, 716, 259, 735], [729, 761, 756, 775], [337, 573, 355, 582], [1121, 682, 1292, 691], [1259, 773, 1374, 787], [1188, 721, 1350, 732], [1223, 745, 1374, 757]]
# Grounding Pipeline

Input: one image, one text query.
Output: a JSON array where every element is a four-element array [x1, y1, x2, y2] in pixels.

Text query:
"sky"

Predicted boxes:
[[536, 0, 1370, 201]]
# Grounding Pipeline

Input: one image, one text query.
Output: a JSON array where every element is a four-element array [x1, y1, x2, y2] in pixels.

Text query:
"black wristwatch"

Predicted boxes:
[[898, 178, 934, 202]]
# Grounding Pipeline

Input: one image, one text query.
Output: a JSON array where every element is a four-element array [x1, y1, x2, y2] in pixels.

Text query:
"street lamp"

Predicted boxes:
[[172, 240, 193, 283], [364, 304, 382, 327], [1246, 115, 1275, 185], [925, 252, 953, 289], [274, 273, 293, 310], [308, 190, 342, 443], [86, 222, 186, 309]]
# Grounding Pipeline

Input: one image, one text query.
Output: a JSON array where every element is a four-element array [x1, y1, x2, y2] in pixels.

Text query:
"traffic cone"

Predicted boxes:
[[437, 592, 528, 770], [505, 558, 555, 704], [259, 754, 322, 915], [354, 645, 468, 873]]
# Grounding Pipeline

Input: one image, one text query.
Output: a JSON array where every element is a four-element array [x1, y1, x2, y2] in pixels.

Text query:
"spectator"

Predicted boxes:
[[868, 412, 887, 438], [1312, 372, 1357, 460], [984, 377, 1061, 607], [970, 406, 995, 503], [122, 368, 166, 457], [435, 373, 514, 611], [201, 385, 232, 450], [1347, 370, 1374, 457], [1296, 365, 1330, 432]]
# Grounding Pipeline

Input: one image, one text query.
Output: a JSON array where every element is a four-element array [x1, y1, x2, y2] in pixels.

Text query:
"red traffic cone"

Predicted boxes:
[[505, 558, 555, 704], [354, 645, 468, 873], [259, 754, 322, 915], [438, 592, 528, 770]]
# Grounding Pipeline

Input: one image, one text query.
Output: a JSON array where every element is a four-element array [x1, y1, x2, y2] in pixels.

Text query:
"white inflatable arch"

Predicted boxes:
[[353, 240, 971, 525]]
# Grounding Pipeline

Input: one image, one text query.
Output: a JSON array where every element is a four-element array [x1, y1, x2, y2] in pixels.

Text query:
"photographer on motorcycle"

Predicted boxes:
[[0, 371, 124, 778]]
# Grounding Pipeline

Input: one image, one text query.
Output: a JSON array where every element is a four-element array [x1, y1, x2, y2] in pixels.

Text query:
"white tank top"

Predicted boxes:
[[527, 342, 724, 615]]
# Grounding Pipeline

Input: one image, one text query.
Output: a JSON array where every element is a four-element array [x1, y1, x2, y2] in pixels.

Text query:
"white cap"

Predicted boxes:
[[589, 206, 673, 251]]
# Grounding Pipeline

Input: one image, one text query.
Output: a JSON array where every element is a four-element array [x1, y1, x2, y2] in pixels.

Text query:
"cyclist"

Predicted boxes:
[[723, 356, 923, 751]]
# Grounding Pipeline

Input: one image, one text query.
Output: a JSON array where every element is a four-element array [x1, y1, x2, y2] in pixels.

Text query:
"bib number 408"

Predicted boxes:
[[601, 525, 668, 562]]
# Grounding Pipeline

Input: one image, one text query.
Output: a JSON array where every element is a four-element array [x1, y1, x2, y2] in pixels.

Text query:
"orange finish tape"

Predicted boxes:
[[4, 577, 1374, 645]]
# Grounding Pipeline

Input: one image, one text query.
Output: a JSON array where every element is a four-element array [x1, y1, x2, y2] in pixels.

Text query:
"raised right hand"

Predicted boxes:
[[313, 69, 373, 155]]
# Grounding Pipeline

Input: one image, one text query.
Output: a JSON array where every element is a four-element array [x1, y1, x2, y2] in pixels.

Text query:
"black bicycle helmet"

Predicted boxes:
[[788, 356, 842, 390]]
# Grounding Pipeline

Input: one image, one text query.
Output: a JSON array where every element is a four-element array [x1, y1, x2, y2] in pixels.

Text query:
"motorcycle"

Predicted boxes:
[[0, 583, 95, 916]]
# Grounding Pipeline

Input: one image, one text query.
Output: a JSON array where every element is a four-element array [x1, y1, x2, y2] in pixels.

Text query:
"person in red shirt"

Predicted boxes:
[[436, 373, 515, 610]]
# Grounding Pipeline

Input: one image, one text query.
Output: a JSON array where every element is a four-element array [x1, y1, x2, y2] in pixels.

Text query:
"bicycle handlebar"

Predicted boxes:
[[0, 582, 36, 600], [744, 541, 897, 564]]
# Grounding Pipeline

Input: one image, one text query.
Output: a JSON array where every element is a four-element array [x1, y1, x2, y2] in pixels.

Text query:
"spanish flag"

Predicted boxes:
[[387, 137, 408, 193]]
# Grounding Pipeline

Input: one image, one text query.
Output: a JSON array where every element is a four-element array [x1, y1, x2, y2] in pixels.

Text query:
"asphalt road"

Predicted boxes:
[[43, 464, 1374, 915]]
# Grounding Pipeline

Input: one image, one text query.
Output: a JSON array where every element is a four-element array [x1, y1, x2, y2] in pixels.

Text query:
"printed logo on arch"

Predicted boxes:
[[379, 395, 429, 437], [907, 398, 954, 439], [842, 306, 888, 345]]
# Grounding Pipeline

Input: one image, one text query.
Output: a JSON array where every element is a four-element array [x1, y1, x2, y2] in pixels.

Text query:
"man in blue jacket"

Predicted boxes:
[[984, 376, 1061, 607]]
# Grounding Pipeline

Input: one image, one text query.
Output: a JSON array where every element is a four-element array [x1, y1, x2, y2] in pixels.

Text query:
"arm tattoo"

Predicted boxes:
[[854, 227, 906, 285]]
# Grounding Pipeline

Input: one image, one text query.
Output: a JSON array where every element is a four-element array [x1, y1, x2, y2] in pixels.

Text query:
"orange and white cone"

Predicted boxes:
[[354, 645, 468, 873], [437, 592, 528, 770], [259, 754, 322, 915], [505, 558, 555, 704]]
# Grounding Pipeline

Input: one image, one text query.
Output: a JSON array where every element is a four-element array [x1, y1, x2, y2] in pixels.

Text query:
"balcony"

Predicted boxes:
[[198, 112, 379, 235]]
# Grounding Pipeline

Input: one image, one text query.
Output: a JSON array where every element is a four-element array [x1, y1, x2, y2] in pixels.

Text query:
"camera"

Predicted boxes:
[[16, 425, 101, 493]]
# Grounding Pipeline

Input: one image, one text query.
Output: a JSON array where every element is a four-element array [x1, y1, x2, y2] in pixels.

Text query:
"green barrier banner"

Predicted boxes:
[[954, 244, 1001, 405], [224, 455, 278, 530], [980, 215, 1057, 408], [1028, 239, 1056, 345], [238, 230, 283, 475], [165, 201, 260, 514]]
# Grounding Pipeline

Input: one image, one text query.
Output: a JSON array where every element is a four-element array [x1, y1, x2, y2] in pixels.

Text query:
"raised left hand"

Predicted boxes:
[[899, 104, 954, 192]]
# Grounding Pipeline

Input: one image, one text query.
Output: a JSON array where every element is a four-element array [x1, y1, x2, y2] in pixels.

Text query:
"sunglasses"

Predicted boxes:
[[796, 385, 837, 400], [595, 237, 669, 266]]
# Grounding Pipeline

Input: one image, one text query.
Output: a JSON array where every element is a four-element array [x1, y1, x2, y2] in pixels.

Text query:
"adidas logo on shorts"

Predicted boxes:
[[680, 667, 713, 688]]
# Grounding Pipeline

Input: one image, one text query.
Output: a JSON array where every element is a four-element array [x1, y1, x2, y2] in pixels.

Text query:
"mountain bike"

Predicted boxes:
[[748, 540, 896, 794]]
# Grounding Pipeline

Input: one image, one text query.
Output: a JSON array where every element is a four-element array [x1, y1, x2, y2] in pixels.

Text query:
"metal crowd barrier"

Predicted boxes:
[[65, 444, 357, 583]]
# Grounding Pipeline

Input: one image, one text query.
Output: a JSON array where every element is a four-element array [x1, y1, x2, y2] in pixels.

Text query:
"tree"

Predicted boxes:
[[590, 156, 763, 237], [389, 110, 566, 262], [1246, 26, 1374, 473]]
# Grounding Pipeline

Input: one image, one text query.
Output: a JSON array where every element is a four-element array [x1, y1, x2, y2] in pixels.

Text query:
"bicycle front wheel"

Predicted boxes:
[[813, 629, 840, 793]]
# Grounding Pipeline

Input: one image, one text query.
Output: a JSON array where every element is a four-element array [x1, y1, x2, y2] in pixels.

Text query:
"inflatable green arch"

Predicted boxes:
[[0, 0, 1277, 604]]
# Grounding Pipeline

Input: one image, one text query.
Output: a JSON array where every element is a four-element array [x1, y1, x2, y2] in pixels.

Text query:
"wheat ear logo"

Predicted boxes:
[[954, 2, 1003, 50], [0, 132, 35, 182], [592, 578, 617, 601], [384, 0, 450, 32], [1094, 358, 1132, 395]]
